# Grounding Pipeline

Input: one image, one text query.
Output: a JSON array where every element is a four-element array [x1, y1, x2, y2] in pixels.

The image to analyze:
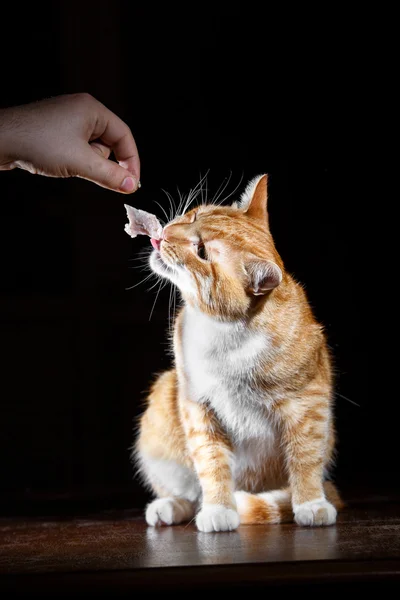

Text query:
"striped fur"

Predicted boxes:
[[134, 174, 343, 532]]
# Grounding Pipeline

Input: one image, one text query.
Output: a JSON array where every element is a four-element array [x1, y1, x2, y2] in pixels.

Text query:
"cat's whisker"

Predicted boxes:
[[184, 515, 197, 529], [128, 252, 152, 263], [146, 276, 164, 292], [178, 194, 189, 217], [181, 191, 195, 215], [128, 264, 152, 272], [171, 284, 178, 332], [193, 172, 209, 197], [195, 172, 209, 208], [161, 188, 177, 222], [199, 171, 205, 205], [128, 256, 150, 262], [168, 281, 174, 331], [128, 261, 150, 267], [173, 285, 177, 325], [216, 171, 245, 206], [212, 170, 233, 206], [181, 189, 202, 216], [128, 264, 152, 271], [128, 247, 152, 259], [181, 172, 210, 215], [335, 392, 360, 407], [176, 186, 185, 218], [148, 279, 169, 321], [170, 174, 209, 221], [148, 280, 162, 320], [153, 200, 170, 224], [202, 170, 210, 201], [125, 271, 155, 290]]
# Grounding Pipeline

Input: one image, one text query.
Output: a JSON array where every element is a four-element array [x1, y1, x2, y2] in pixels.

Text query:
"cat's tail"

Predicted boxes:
[[235, 481, 344, 524]]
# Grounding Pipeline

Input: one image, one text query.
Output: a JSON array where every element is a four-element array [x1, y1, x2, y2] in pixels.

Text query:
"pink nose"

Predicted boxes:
[[151, 238, 161, 250]]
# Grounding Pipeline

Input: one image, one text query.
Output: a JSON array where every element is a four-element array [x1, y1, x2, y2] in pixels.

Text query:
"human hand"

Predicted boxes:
[[0, 93, 140, 194]]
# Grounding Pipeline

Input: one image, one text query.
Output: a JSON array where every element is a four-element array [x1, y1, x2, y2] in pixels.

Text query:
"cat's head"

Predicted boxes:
[[150, 174, 284, 320]]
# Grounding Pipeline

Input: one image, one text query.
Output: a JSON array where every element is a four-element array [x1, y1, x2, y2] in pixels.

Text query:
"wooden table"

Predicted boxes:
[[1, 496, 399, 594]]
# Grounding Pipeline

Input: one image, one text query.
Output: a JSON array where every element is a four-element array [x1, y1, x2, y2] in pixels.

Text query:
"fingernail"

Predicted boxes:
[[120, 177, 136, 193]]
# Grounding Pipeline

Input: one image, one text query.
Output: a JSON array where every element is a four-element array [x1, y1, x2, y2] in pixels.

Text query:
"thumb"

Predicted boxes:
[[73, 145, 139, 194]]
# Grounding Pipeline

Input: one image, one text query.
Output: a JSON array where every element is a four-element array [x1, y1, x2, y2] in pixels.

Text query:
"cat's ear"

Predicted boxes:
[[245, 260, 282, 295], [238, 174, 268, 223]]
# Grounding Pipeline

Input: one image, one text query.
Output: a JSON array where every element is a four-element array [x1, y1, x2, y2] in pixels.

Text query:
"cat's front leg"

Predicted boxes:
[[279, 392, 337, 527], [180, 398, 239, 533]]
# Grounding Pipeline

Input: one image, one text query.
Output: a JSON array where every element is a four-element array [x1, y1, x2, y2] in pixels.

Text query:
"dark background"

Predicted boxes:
[[0, 2, 372, 515]]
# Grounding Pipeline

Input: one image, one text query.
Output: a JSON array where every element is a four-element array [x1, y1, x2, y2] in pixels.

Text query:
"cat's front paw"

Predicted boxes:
[[146, 497, 194, 526], [294, 498, 337, 527], [196, 503, 240, 533]]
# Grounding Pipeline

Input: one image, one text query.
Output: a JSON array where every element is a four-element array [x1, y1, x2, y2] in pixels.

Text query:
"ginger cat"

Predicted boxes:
[[134, 174, 343, 532]]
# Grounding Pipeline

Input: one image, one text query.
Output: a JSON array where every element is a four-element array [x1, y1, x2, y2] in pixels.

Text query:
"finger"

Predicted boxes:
[[72, 143, 138, 194], [89, 141, 111, 160], [91, 107, 140, 183]]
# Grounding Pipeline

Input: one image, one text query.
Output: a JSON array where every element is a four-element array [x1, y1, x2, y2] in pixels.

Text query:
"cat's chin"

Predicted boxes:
[[149, 250, 193, 299], [149, 250, 167, 275], [149, 250, 178, 282]]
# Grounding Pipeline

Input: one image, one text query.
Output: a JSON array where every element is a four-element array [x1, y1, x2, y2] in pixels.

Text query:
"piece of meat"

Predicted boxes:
[[124, 205, 163, 240]]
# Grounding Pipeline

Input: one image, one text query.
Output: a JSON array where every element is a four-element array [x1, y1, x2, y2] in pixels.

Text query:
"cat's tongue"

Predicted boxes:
[[124, 205, 163, 240], [151, 238, 161, 250]]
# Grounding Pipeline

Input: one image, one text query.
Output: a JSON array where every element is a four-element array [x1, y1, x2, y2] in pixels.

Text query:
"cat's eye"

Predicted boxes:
[[197, 243, 207, 260]]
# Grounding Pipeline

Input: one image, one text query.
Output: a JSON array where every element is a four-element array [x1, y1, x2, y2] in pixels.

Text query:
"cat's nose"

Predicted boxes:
[[150, 238, 161, 250], [162, 225, 183, 244], [163, 227, 172, 242]]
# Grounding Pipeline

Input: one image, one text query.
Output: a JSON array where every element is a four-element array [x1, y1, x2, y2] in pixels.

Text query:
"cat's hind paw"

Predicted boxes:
[[294, 498, 337, 527], [196, 504, 240, 533], [145, 497, 194, 526]]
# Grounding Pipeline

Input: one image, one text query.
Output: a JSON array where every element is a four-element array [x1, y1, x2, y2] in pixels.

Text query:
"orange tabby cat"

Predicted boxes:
[[134, 174, 343, 532]]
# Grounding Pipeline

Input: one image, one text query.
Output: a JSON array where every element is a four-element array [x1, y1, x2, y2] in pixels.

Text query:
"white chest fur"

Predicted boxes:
[[181, 307, 277, 448]]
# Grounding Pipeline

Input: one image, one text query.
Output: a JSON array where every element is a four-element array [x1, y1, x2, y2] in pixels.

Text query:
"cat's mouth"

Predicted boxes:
[[151, 247, 183, 282], [150, 238, 161, 251]]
